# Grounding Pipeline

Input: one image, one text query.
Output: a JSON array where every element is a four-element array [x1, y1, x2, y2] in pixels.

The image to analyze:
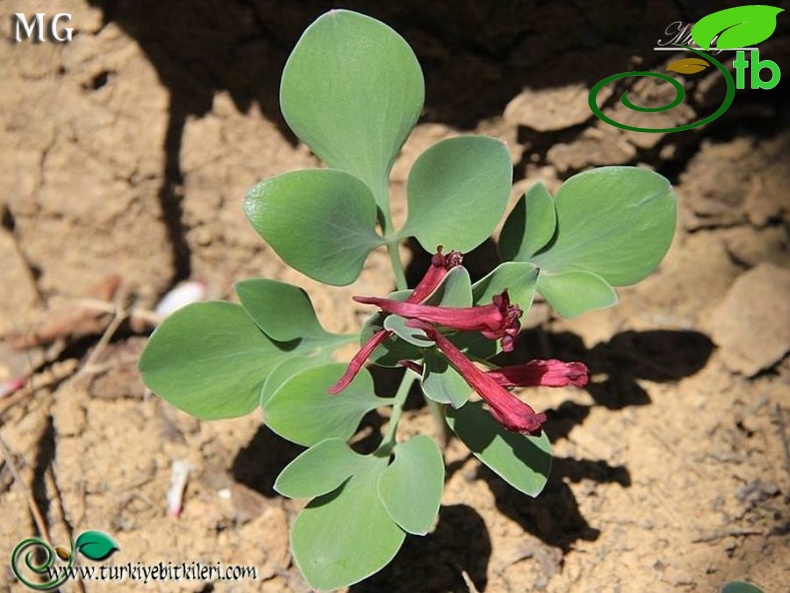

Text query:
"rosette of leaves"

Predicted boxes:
[[139, 9, 676, 590]]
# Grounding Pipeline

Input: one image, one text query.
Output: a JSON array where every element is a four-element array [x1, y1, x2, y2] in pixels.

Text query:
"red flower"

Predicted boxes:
[[486, 359, 588, 388], [398, 359, 589, 389], [353, 290, 522, 352], [328, 247, 462, 395], [408, 246, 463, 303], [327, 329, 391, 395], [409, 321, 546, 435]]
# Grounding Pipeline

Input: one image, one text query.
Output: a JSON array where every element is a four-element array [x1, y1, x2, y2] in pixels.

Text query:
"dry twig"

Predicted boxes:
[[0, 433, 52, 544]]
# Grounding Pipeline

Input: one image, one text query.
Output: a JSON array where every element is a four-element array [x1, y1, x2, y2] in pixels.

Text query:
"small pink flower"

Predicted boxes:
[[486, 360, 588, 388], [353, 290, 522, 352], [409, 321, 546, 435], [328, 247, 463, 395]]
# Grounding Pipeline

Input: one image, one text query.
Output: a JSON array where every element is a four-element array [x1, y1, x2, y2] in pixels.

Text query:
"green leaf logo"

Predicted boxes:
[[692, 5, 784, 50], [74, 531, 119, 561]]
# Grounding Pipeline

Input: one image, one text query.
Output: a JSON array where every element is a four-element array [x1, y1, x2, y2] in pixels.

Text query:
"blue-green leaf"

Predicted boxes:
[[499, 182, 557, 262], [421, 349, 471, 408], [472, 261, 539, 324], [264, 364, 388, 447], [446, 401, 552, 497], [291, 456, 406, 589], [275, 438, 368, 499], [531, 167, 675, 286], [244, 169, 384, 286], [280, 10, 424, 214], [400, 136, 513, 251], [537, 269, 618, 318], [139, 302, 286, 419], [235, 279, 336, 342], [378, 435, 444, 535]]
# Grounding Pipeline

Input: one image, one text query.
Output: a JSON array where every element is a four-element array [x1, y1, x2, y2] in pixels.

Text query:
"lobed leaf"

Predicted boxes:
[[275, 438, 369, 499], [422, 265, 473, 308], [446, 401, 552, 497], [400, 136, 513, 251], [244, 169, 384, 286], [260, 356, 327, 407], [280, 9, 424, 214], [420, 348, 471, 408], [531, 167, 676, 286], [139, 302, 286, 420], [291, 457, 406, 590], [378, 435, 445, 535], [472, 261, 539, 323], [264, 364, 388, 447], [499, 182, 557, 262], [235, 278, 335, 342], [537, 269, 618, 318]]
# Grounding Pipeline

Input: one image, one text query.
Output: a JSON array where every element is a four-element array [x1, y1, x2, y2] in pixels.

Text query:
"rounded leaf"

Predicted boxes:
[[291, 458, 406, 589], [537, 269, 618, 318], [139, 302, 285, 420], [446, 401, 552, 497], [281, 10, 424, 210], [401, 136, 513, 252], [235, 278, 330, 342], [261, 356, 326, 407], [360, 312, 423, 368], [244, 169, 384, 286], [692, 5, 783, 50], [378, 435, 445, 535], [531, 167, 676, 286], [472, 262, 539, 324], [499, 182, 557, 262], [275, 438, 368, 499], [384, 314, 434, 347], [421, 349, 471, 408], [264, 364, 387, 447], [423, 265, 473, 307]]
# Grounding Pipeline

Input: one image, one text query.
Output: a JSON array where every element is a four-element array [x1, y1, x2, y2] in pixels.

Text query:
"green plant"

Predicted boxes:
[[139, 10, 676, 589]]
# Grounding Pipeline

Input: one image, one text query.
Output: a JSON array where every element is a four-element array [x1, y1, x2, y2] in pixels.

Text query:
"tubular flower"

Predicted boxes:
[[408, 246, 463, 304], [486, 359, 589, 388], [353, 290, 522, 352], [397, 359, 589, 389], [328, 247, 463, 395], [327, 329, 390, 395], [409, 320, 546, 435]]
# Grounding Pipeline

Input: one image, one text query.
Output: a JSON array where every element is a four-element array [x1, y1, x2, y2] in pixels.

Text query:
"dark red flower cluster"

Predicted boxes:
[[329, 248, 589, 435]]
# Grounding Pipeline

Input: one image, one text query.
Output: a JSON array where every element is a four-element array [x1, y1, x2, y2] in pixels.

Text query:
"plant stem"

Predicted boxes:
[[387, 242, 408, 291], [425, 398, 451, 446], [379, 371, 415, 452]]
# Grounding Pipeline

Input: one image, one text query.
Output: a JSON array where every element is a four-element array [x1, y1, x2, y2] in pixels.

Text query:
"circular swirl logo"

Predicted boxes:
[[588, 47, 736, 134], [10, 538, 71, 591], [10, 530, 119, 590]]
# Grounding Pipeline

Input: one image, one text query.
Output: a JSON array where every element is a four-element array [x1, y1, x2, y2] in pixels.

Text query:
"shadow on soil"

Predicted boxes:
[[86, 0, 775, 287], [88, 2, 722, 589], [232, 313, 713, 591]]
